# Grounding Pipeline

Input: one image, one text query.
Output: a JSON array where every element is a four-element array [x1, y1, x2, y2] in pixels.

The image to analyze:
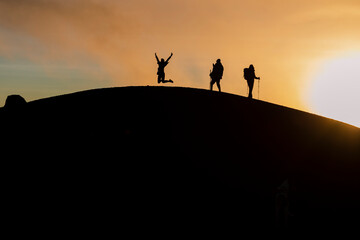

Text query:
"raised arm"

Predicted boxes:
[[155, 53, 160, 63], [166, 52, 173, 63]]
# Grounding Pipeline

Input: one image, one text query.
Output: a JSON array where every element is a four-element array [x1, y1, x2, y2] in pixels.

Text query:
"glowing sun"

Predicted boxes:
[[307, 52, 360, 128]]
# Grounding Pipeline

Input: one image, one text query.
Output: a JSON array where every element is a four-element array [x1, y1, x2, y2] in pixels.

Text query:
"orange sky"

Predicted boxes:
[[0, 0, 359, 126]]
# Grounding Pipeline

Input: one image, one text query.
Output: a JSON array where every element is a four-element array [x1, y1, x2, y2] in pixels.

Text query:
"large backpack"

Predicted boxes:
[[243, 68, 251, 81]]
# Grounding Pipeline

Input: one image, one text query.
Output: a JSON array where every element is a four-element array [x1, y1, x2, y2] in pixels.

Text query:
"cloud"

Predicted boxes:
[[0, 0, 147, 83]]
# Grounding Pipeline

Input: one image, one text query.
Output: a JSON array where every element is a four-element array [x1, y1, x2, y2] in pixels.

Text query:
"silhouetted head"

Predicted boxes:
[[216, 59, 221, 63], [249, 64, 254, 70], [161, 58, 165, 62]]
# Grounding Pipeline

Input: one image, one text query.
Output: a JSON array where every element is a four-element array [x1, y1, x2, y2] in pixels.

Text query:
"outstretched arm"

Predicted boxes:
[[155, 53, 160, 63], [166, 52, 173, 63]]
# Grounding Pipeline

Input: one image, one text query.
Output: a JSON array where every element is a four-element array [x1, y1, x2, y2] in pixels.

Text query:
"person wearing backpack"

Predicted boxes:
[[243, 64, 260, 99], [210, 59, 224, 92]]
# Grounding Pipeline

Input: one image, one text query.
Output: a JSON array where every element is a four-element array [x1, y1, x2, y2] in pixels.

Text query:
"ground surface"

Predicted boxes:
[[2, 86, 360, 231]]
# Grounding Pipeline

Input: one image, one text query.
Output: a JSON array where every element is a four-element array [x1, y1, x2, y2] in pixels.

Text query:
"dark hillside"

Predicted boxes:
[[2, 86, 360, 231]]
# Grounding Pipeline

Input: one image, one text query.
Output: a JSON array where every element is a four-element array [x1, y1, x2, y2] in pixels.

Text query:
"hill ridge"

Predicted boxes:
[[22, 86, 359, 130], [2, 85, 360, 228]]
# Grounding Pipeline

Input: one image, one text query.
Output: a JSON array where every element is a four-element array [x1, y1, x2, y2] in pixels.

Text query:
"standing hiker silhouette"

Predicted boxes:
[[155, 52, 173, 84], [244, 64, 260, 99], [210, 59, 224, 92]]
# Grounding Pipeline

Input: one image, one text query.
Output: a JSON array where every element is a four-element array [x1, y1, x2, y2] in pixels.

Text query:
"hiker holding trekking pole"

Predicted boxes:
[[243, 64, 260, 99]]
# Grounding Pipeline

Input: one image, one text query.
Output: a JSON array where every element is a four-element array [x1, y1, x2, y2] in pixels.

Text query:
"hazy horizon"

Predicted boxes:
[[1, 0, 359, 127]]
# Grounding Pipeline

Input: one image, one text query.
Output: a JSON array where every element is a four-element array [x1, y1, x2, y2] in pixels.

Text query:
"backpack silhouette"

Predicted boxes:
[[243, 68, 251, 81]]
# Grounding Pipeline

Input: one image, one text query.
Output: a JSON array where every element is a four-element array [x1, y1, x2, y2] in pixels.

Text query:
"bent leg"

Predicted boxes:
[[216, 81, 221, 92], [158, 72, 165, 83], [210, 79, 215, 91], [162, 72, 173, 83], [210, 80, 216, 91]]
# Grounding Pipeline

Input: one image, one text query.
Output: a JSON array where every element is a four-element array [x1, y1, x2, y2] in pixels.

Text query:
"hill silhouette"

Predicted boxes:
[[2, 86, 360, 231]]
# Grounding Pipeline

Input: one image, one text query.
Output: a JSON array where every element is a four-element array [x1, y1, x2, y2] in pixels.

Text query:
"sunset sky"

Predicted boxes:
[[0, 0, 359, 127]]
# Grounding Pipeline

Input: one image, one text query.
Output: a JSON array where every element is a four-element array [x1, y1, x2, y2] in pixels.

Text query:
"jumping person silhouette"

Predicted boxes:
[[210, 59, 224, 92], [155, 52, 173, 84], [243, 64, 260, 99]]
